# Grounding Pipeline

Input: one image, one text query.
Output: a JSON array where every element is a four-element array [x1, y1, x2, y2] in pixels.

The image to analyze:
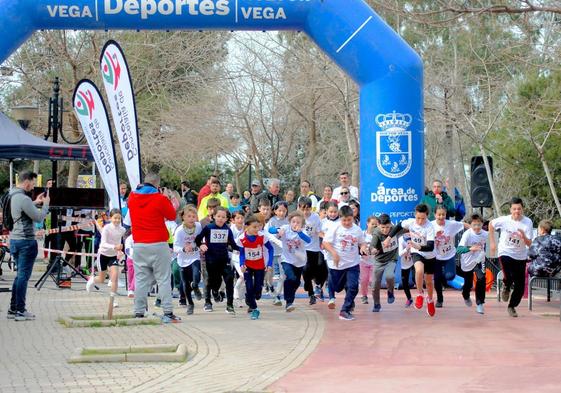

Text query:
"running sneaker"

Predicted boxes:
[[426, 300, 436, 317], [193, 287, 202, 301], [372, 304, 381, 313], [286, 303, 295, 312], [435, 301, 443, 308], [204, 303, 213, 312], [219, 291, 226, 302], [127, 290, 135, 298], [387, 291, 395, 304], [327, 298, 336, 310], [161, 313, 182, 324], [309, 295, 317, 305], [187, 304, 194, 315], [339, 311, 355, 321], [464, 298, 473, 307], [361, 295, 368, 304], [7, 309, 16, 319], [154, 298, 162, 308], [247, 308, 254, 314], [476, 304, 484, 314], [507, 307, 518, 318], [251, 309, 261, 320], [86, 276, 95, 293], [501, 286, 511, 303], [135, 312, 145, 318], [226, 305, 236, 315], [405, 298, 413, 308], [179, 301, 187, 307], [414, 294, 424, 309], [272, 296, 282, 306], [14, 311, 36, 321], [318, 288, 325, 302], [314, 285, 321, 298]]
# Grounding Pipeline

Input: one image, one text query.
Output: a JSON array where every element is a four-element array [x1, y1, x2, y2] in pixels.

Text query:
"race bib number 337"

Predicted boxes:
[[210, 229, 228, 243]]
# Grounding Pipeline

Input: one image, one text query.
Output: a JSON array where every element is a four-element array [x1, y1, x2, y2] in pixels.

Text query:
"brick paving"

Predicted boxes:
[[0, 266, 324, 393]]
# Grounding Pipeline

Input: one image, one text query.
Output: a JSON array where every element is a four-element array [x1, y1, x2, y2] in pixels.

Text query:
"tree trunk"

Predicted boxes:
[[67, 161, 79, 187], [342, 77, 360, 187], [537, 148, 561, 218], [300, 98, 318, 184]]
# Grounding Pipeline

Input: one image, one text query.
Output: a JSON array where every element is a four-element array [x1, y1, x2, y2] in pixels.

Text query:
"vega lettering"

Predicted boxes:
[[241, 7, 286, 20], [47, 5, 93, 18], [105, 0, 231, 19]]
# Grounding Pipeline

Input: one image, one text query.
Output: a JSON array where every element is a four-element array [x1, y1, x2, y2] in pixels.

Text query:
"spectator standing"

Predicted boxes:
[[298, 180, 320, 212], [181, 181, 197, 206], [332, 171, 359, 201], [7, 171, 50, 321], [421, 180, 455, 220], [285, 190, 298, 213], [258, 178, 283, 208], [249, 180, 263, 213], [197, 174, 218, 208]]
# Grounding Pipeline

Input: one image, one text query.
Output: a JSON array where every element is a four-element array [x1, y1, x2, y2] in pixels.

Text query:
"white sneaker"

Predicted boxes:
[[14, 311, 36, 321], [476, 304, 484, 314], [328, 298, 336, 310], [113, 300, 119, 308], [86, 276, 95, 293], [107, 280, 112, 288], [127, 290, 135, 298]]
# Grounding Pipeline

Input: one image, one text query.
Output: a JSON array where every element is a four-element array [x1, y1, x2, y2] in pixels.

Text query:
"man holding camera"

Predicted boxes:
[[7, 171, 50, 321]]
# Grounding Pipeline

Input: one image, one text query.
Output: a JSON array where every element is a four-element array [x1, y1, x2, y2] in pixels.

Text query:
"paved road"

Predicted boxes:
[[0, 268, 323, 393]]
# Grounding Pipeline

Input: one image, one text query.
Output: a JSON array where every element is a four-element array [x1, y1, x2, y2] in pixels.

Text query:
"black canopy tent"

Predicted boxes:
[[0, 112, 93, 187]]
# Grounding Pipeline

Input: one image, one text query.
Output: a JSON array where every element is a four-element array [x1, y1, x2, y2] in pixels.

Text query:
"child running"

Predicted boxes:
[[173, 205, 203, 315], [238, 214, 275, 319], [299, 197, 326, 305], [398, 235, 414, 307], [457, 213, 488, 314], [195, 207, 239, 314], [268, 211, 311, 312], [320, 201, 340, 309], [230, 211, 246, 308], [385, 204, 437, 317], [265, 202, 289, 306], [369, 214, 399, 312], [432, 206, 466, 308], [87, 209, 126, 308], [322, 206, 369, 321], [359, 216, 378, 304]]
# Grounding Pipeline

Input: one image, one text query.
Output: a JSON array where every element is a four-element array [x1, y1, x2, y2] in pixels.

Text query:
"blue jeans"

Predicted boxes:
[[328, 264, 360, 313], [10, 239, 38, 312], [282, 262, 303, 305], [244, 268, 265, 310]]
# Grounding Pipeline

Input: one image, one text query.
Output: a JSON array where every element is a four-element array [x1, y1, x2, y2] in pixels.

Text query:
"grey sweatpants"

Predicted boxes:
[[372, 260, 396, 305], [133, 242, 173, 315]]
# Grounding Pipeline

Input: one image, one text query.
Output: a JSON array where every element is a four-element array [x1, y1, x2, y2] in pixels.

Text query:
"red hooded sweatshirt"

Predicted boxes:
[[128, 184, 176, 244]]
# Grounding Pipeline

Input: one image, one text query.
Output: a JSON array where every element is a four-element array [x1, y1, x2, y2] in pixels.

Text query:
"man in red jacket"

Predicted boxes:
[[128, 172, 180, 323]]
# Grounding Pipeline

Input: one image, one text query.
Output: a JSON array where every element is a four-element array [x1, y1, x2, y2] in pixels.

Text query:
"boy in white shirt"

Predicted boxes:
[[385, 204, 437, 317], [489, 197, 533, 318], [299, 197, 326, 305], [457, 214, 488, 314], [322, 206, 369, 321]]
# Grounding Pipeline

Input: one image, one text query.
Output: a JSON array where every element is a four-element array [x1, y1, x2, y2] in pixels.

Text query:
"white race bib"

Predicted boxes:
[[210, 229, 228, 243], [506, 231, 523, 248], [245, 247, 263, 261], [411, 233, 427, 247], [437, 241, 453, 256], [382, 237, 398, 253]]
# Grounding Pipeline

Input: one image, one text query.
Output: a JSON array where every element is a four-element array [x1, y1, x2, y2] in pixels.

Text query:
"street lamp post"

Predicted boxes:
[[46, 77, 63, 187]]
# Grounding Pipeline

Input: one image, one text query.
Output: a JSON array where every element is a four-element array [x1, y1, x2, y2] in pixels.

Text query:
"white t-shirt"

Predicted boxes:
[[333, 185, 359, 201], [278, 225, 309, 268], [230, 225, 244, 264], [459, 229, 488, 272], [303, 213, 322, 252], [432, 220, 464, 261], [398, 236, 414, 270], [265, 216, 288, 256], [401, 218, 436, 259], [324, 223, 364, 270], [173, 223, 202, 268], [124, 235, 134, 259], [361, 231, 375, 266], [321, 218, 339, 262], [491, 215, 533, 260]]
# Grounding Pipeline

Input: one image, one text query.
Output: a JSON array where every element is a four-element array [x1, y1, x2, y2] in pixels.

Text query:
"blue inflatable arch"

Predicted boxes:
[[0, 0, 424, 223]]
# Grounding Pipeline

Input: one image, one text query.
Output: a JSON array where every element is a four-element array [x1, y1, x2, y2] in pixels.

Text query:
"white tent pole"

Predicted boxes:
[[9, 161, 13, 189]]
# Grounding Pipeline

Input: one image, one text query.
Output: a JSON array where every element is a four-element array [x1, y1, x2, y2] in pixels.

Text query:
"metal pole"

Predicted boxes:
[[9, 161, 13, 189], [51, 78, 60, 187]]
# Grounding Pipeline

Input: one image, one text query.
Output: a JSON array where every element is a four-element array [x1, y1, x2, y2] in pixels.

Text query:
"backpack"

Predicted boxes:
[[1, 190, 17, 231]]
